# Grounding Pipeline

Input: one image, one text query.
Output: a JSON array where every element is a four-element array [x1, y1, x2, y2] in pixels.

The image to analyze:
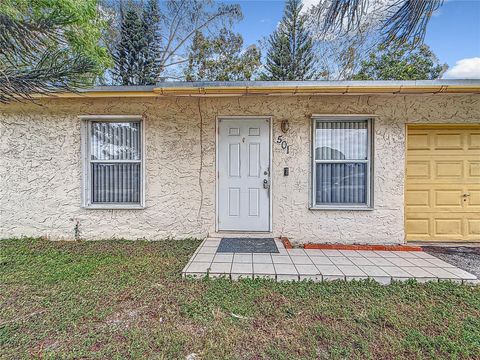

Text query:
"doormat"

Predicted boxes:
[[217, 238, 279, 253]]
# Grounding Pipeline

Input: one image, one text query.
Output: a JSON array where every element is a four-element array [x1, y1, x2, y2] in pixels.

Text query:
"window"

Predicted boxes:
[[312, 117, 373, 209], [82, 116, 144, 208]]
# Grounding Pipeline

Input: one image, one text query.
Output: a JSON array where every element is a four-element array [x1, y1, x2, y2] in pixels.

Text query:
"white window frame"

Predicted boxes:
[[80, 115, 145, 209], [311, 115, 374, 210]]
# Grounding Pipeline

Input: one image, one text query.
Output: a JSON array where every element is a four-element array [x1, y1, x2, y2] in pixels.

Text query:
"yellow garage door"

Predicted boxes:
[[406, 125, 480, 242]]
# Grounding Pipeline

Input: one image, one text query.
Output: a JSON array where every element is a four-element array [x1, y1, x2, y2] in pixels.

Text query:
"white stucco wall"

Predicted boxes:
[[1, 94, 479, 244]]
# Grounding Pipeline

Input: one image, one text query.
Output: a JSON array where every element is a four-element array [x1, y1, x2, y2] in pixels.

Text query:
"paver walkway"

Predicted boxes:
[[182, 238, 478, 284]]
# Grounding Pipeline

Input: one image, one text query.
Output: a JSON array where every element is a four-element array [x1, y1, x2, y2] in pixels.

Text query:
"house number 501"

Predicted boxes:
[[276, 135, 290, 154]]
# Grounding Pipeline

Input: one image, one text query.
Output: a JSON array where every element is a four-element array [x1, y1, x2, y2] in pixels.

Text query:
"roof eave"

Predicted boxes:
[[34, 80, 480, 98]]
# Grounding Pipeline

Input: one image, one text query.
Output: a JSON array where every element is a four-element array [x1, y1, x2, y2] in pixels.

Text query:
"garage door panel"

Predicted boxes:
[[435, 161, 463, 178], [469, 190, 480, 207], [434, 190, 463, 207], [406, 161, 430, 179], [434, 218, 463, 237], [467, 220, 480, 237], [406, 190, 430, 207], [467, 133, 480, 149], [434, 132, 463, 150], [468, 161, 480, 178], [408, 133, 430, 150], [406, 218, 430, 237], [406, 126, 480, 242]]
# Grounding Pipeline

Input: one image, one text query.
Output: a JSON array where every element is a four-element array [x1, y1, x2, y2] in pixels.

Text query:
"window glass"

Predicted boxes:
[[315, 121, 368, 160], [87, 120, 142, 206], [314, 119, 371, 207], [91, 122, 141, 160], [91, 163, 141, 203], [315, 163, 367, 204]]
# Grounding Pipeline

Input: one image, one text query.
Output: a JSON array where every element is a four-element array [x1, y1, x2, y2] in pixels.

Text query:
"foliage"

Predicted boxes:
[[141, 0, 161, 84], [157, 0, 242, 80], [105, 0, 242, 82], [0, 0, 111, 72], [0, 0, 110, 102], [1, 238, 479, 358], [353, 41, 448, 80], [304, 1, 384, 80], [184, 29, 261, 81], [314, 0, 444, 46], [261, 0, 316, 81], [112, 1, 161, 85]]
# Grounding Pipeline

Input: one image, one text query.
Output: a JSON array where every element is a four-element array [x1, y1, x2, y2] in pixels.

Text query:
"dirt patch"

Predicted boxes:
[[423, 246, 480, 278]]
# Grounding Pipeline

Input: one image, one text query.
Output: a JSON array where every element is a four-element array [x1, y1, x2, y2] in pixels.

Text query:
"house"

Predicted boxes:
[[1, 80, 479, 245]]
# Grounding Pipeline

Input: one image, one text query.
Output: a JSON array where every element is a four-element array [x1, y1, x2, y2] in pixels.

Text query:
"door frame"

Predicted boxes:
[[215, 115, 273, 232]]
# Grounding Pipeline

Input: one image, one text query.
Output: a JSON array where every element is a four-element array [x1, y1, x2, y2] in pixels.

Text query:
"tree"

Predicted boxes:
[[314, 0, 444, 46], [104, 0, 242, 82], [184, 29, 261, 81], [304, 0, 384, 80], [112, 2, 155, 85], [157, 0, 242, 80], [261, 0, 316, 80], [141, 0, 161, 84], [113, 5, 140, 85], [0, 0, 110, 103], [353, 41, 447, 80]]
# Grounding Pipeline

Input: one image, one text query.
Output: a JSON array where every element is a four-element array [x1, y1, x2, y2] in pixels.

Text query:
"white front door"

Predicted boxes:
[[218, 118, 271, 231]]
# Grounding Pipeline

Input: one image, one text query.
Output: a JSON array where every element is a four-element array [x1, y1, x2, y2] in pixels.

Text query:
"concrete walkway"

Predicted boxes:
[[182, 238, 478, 285]]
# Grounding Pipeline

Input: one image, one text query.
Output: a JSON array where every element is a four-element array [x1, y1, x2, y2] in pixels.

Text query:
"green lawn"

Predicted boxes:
[[1, 239, 479, 359]]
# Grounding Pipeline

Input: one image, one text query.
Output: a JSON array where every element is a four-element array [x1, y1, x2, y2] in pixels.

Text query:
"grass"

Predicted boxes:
[[1, 238, 479, 359]]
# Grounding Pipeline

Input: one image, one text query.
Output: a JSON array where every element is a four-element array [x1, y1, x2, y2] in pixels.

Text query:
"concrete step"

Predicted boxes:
[[209, 232, 275, 239]]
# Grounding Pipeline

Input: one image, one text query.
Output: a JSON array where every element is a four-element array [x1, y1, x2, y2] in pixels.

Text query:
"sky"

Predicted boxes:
[[227, 0, 480, 78]]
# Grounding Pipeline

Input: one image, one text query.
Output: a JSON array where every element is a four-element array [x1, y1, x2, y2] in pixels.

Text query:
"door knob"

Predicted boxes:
[[263, 179, 270, 189]]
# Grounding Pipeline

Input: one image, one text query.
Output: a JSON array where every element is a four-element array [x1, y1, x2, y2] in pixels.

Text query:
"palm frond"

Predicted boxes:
[[0, 13, 73, 63], [0, 12, 94, 103], [319, 0, 443, 45], [383, 0, 443, 45], [0, 49, 96, 103], [321, 0, 368, 32]]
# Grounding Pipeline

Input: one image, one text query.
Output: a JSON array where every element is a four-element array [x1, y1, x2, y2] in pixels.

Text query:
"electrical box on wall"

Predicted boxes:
[[284, 167, 289, 176]]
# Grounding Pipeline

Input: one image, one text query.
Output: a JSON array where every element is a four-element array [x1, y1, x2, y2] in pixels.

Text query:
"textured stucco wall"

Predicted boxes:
[[1, 94, 479, 244]]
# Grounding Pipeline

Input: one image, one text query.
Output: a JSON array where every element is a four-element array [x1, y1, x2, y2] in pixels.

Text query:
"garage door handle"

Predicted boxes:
[[462, 193, 470, 197]]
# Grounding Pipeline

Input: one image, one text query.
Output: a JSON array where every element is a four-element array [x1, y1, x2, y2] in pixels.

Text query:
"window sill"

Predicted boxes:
[[309, 206, 374, 211], [83, 204, 145, 210]]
